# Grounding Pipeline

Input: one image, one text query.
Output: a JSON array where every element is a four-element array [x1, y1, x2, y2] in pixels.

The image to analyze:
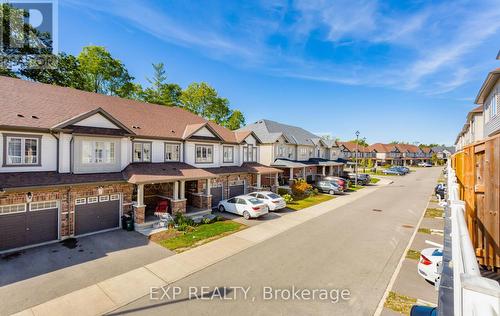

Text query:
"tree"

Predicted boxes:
[[431, 153, 438, 166], [349, 137, 368, 147], [77, 46, 134, 97], [224, 110, 245, 130], [180, 82, 238, 126], [21, 53, 86, 89], [141, 63, 182, 106]]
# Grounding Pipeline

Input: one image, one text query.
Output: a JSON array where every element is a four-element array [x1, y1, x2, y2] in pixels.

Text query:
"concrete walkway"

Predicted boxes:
[[12, 179, 393, 316]]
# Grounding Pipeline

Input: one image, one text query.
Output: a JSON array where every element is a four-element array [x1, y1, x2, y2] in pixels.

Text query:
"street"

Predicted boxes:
[[111, 167, 442, 316]]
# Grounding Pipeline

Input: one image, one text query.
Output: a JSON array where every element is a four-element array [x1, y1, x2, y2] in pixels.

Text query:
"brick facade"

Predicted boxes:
[[0, 182, 133, 239]]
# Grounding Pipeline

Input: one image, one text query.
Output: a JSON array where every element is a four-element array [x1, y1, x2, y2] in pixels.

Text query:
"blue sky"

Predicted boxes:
[[58, 0, 500, 145]]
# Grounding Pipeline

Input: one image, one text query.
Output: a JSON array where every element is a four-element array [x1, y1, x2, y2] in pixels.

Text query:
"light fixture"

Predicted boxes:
[[25, 192, 33, 203], [97, 186, 104, 195]]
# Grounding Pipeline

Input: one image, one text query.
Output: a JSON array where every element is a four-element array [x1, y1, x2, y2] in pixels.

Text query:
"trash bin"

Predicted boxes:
[[121, 215, 134, 231]]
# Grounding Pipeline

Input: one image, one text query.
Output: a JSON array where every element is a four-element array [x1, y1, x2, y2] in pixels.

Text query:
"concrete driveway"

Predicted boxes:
[[0, 229, 174, 315]]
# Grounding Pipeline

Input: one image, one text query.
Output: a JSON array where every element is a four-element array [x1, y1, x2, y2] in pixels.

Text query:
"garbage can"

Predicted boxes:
[[121, 215, 134, 231]]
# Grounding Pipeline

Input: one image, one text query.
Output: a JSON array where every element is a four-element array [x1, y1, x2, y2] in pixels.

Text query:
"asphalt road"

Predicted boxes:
[[112, 167, 442, 316]]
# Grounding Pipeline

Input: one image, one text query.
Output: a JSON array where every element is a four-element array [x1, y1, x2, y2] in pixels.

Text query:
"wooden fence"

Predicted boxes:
[[452, 133, 500, 268]]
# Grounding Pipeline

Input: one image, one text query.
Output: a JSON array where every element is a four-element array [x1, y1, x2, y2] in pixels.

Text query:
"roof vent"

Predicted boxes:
[[171, 130, 175, 133], [132, 125, 141, 129], [17, 114, 24, 118], [31, 115, 39, 119]]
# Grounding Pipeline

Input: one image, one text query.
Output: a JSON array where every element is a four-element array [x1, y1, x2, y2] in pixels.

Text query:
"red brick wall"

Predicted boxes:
[[0, 182, 133, 238]]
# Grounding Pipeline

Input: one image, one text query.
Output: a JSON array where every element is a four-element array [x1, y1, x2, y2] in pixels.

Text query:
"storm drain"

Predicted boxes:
[[372, 209, 383, 212]]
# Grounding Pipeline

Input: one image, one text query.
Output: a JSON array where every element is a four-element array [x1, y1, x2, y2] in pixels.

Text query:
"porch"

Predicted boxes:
[[273, 158, 344, 185]]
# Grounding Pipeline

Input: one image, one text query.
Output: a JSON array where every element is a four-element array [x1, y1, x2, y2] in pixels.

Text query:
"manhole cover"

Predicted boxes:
[[402, 224, 414, 228], [372, 209, 383, 212]]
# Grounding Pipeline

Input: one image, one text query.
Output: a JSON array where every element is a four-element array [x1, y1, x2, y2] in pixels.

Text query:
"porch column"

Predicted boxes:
[[302, 167, 306, 179], [173, 181, 179, 200], [275, 173, 279, 186], [133, 184, 145, 224], [180, 180, 185, 199], [289, 168, 294, 180], [206, 178, 211, 194], [322, 166, 326, 176], [329, 166, 333, 176], [256, 174, 262, 188]]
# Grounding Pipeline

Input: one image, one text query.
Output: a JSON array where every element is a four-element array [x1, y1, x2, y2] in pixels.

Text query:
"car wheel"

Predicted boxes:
[[329, 189, 335, 195], [218, 205, 225, 212], [243, 211, 251, 220]]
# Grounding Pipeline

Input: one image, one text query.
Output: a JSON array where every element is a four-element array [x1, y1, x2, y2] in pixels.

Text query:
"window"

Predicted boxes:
[[75, 198, 86, 205], [165, 143, 180, 161], [30, 201, 57, 211], [99, 195, 109, 202], [110, 194, 120, 201], [195, 145, 213, 163], [243, 145, 257, 162], [223, 146, 234, 163], [87, 196, 98, 204], [491, 95, 498, 118], [0, 204, 26, 215], [277, 146, 284, 157], [133, 142, 151, 162], [82, 141, 115, 164], [4, 135, 41, 166], [299, 148, 307, 157], [252, 147, 257, 162]]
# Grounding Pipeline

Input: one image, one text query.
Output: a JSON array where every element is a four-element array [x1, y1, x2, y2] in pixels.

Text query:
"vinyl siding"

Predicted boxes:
[[484, 80, 500, 137]]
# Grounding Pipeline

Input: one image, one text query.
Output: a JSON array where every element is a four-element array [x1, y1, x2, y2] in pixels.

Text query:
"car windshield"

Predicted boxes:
[[267, 193, 281, 199], [247, 198, 262, 205]]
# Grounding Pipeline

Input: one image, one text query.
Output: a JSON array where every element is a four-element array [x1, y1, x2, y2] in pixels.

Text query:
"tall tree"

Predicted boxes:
[[77, 46, 134, 97], [180, 82, 232, 125], [224, 110, 245, 130], [141, 63, 182, 106], [349, 137, 368, 147]]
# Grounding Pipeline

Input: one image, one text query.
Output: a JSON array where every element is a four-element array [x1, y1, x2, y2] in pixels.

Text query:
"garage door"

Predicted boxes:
[[75, 195, 120, 236], [210, 186, 223, 208], [0, 202, 59, 252], [228, 185, 245, 198]]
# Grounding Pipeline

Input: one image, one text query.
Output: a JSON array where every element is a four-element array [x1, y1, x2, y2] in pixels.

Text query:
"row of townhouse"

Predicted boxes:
[[338, 142, 447, 166], [0, 77, 351, 253], [0, 76, 288, 253], [455, 65, 500, 149]]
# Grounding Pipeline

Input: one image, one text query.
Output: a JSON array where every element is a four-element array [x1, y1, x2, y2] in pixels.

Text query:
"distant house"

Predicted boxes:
[[238, 119, 344, 184], [454, 105, 485, 151], [432, 146, 455, 161], [475, 68, 500, 138]]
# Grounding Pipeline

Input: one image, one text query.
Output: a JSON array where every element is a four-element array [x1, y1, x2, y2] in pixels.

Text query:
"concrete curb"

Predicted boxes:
[[13, 179, 392, 316]]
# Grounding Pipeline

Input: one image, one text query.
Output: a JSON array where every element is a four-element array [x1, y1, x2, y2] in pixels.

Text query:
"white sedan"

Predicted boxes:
[[218, 195, 269, 219], [417, 247, 443, 284], [247, 191, 286, 211]]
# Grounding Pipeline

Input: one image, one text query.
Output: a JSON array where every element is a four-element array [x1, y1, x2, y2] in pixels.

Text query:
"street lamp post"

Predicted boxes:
[[355, 130, 360, 187]]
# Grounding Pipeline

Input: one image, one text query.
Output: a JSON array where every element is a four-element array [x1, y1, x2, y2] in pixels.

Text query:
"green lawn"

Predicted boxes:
[[348, 184, 364, 191], [406, 249, 421, 260], [286, 194, 334, 211], [370, 177, 380, 184], [384, 291, 417, 315], [157, 220, 244, 251], [425, 207, 444, 218]]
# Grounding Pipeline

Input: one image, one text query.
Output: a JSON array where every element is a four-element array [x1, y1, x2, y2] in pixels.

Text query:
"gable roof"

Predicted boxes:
[[475, 68, 500, 105], [366, 143, 398, 153], [238, 119, 324, 146], [0, 76, 241, 143], [339, 141, 367, 152], [54, 107, 135, 134]]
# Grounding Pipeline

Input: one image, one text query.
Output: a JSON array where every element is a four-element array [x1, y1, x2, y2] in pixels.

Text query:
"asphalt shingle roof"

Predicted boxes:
[[238, 119, 323, 146]]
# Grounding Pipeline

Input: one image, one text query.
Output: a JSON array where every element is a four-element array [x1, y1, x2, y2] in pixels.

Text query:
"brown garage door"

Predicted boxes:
[[0, 202, 59, 252], [228, 185, 245, 198], [75, 196, 120, 236]]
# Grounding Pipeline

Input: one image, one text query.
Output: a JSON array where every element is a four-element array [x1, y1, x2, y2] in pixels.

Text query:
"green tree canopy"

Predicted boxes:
[[349, 137, 368, 147], [180, 82, 231, 125], [224, 110, 246, 130], [77, 46, 134, 97], [141, 63, 182, 106]]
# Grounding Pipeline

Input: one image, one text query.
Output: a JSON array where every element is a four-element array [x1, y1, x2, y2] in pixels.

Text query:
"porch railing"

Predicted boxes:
[[438, 161, 500, 316]]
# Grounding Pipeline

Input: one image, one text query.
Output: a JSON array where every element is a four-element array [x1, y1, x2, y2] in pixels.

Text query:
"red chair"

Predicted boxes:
[[154, 200, 169, 215]]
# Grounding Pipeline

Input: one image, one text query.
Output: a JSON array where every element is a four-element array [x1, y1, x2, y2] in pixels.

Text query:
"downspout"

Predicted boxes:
[[49, 130, 60, 172], [69, 136, 74, 173]]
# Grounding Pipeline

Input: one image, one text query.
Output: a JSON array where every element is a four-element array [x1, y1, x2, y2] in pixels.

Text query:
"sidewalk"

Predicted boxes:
[[13, 179, 393, 316]]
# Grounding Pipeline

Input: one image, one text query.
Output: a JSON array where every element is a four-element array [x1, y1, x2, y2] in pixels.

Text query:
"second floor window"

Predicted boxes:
[[195, 145, 213, 163], [491, 95, 498, 118], [243, 145, 257, 162], [82, 141, 115, 164], [133, 142, 151, 162], [5, 136, 40, 165], [165, 143, 180, 161], [223, 146, 234, 163]]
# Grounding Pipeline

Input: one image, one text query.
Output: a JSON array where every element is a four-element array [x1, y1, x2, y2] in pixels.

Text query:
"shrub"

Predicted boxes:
[[177, 223, 188, 231], [216, 215, 225, 222], [174, 212, 195, 226], [202, 218, 212, 225], [312, 188, 319, 196], [277, 187, 291, 196], [291, 179, 312, 197], [282, 194, 294, 203]]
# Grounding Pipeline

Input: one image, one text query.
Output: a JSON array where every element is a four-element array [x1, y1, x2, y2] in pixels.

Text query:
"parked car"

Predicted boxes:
[[218, 195, 269, 219], [435, 183, 446, 200], [315, 180, 343, 195], [394, 166, 410, 174], [417, 247, 443, 284], [247, 191, 286, 211], [322, 176, 350, 190], [418, 162, 433, 167], [344, 173, 370, 185], [382, 167, 405, 175]]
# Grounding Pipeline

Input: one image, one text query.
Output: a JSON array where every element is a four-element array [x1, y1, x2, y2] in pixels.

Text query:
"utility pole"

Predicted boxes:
[[355, 130, 360, 187]]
